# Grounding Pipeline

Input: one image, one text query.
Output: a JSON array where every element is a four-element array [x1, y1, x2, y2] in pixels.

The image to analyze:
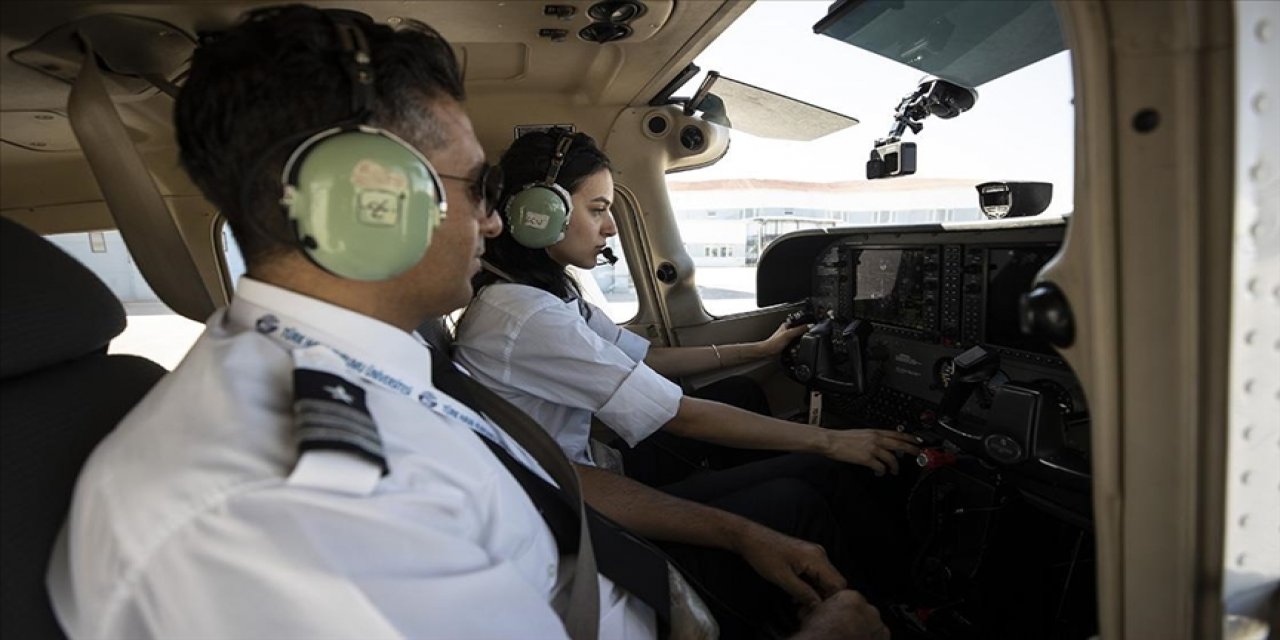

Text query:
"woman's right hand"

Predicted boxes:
[[820, 428, 922, 476]]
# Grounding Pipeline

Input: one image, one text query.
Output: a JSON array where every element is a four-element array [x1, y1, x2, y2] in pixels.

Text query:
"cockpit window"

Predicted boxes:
[[665, 0, 1073, 317]]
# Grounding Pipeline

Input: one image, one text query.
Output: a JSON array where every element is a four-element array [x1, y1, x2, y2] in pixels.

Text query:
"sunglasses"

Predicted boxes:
[[440, 163, 504, 216]]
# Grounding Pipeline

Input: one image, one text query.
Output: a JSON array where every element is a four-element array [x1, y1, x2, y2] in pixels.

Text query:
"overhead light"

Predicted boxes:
[[587, 0, 647, 23]]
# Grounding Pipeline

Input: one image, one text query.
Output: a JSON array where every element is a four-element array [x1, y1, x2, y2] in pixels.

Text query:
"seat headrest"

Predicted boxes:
[[0, 217, 126, 379]]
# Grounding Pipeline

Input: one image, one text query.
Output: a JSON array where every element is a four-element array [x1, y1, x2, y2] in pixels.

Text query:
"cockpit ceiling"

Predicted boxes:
[[0, 0, 744, 112]]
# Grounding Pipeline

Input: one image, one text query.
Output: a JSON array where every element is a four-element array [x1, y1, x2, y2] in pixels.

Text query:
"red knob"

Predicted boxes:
[[916, 448, 956, 469]]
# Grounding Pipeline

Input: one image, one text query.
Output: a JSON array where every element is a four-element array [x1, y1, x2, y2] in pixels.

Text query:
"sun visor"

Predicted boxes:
[[687, 72, 857, 142], [813, 0, 1065, 87]]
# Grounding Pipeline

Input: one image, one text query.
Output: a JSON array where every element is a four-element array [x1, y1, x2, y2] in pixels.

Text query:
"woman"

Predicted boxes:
[[454, 129, 919, 477], [454, 129, 920, 635]]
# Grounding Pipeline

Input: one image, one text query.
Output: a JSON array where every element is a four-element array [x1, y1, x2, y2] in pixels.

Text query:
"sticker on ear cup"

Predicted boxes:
[[355, 190, 404, 226], [523, 211, 551, 230], [352, 159, 409, 226]]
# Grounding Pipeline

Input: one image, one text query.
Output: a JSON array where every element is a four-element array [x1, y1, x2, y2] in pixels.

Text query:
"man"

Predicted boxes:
[[46, 5, 886, 638]]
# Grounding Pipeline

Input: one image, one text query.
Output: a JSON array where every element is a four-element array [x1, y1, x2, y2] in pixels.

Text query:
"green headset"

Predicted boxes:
[[504, 133, 575, 249], [279, 15, 446, 281]]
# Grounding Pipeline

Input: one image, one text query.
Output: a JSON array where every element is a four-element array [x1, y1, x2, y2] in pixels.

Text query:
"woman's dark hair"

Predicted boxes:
[[174, 5, 464, 267], [474, 128, 611, 301]]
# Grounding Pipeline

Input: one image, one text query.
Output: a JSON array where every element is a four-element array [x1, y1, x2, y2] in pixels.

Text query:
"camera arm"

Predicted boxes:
[[880, 83, 933, 144], [867, 78, 978, 180]]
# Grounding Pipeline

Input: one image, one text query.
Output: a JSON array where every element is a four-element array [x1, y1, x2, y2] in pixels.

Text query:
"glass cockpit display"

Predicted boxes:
[[852, 248, 930, 331], [985, 245, 1059, 353]]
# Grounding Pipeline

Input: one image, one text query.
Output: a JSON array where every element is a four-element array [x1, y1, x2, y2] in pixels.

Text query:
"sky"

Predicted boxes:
[[666, 0, 1076, 214]]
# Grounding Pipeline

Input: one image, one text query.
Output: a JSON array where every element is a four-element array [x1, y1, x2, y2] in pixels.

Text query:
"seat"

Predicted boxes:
[[0, 217, 167, 640]]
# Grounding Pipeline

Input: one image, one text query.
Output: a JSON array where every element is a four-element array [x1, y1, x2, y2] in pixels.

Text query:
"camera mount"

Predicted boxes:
[[867, 78, 978, 180]]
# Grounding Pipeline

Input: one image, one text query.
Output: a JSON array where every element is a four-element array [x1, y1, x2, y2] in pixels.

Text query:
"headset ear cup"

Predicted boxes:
[[505, 182, 572, 249], [284, 128, 444, 280]]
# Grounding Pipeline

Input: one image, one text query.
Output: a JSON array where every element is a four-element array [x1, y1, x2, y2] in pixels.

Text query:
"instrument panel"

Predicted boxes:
[[757, 218, 1091, 519]]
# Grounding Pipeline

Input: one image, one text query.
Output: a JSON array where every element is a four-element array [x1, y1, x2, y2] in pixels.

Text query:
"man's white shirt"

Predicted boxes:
[[47, 277, 655, 639]]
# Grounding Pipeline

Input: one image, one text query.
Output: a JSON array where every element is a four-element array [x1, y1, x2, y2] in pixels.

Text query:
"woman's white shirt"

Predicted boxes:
[[454, 283, 683, 464]]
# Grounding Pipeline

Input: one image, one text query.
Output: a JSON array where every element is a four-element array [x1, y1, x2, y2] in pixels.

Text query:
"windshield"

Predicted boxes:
[[651, 0, 1074, 317], [668, 0, 1074, 215]]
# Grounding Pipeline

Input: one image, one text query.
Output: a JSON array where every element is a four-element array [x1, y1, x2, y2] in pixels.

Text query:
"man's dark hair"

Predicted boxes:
[[175, 5, 464, 266], [474, 128, 612, 302]]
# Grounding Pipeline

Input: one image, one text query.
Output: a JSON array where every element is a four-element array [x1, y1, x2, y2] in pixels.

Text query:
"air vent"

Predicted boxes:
[[656, 262, 677, 284], [679, 125, 705, 152], [579, 22, 632, 43], [643, 111, 670, 139], [580, 0, 646, 44], [588, 0, 647, 23]]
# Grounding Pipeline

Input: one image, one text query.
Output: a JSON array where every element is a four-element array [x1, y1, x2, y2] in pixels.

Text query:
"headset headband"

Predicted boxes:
[[543, 133, 574, 188], [330, 15, 376, 118]]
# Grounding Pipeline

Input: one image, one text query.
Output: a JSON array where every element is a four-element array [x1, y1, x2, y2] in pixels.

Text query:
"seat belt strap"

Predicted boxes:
[[473, 436, 672, 621], [429, 351, 600, 640], [68, 39, 217, 321]]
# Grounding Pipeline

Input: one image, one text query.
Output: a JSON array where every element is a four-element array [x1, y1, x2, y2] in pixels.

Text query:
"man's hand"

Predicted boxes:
[[751, 321, 812, 359], [821, 429, 922, 476], [732, 524, 847, 608], [791, 590, 889, 640]]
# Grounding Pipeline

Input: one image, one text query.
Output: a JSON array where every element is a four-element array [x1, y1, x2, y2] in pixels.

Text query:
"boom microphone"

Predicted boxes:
[[597, 247, 618, 266]]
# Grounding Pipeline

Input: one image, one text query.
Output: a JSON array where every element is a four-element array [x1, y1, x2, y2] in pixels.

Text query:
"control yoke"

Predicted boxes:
[[937, 345, 1069, 466], [938, 345, 1000, 420], [793, 317, 874, 396]]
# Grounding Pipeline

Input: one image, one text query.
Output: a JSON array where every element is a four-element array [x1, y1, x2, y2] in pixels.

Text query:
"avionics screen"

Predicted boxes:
[[985, 246, 1059, 354], [852, 249, 929, 331]]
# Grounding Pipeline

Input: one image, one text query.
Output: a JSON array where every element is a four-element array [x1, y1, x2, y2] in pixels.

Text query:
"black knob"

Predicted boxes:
[[655, 262, 678, 284], [1020, 283, 1075, 348], [678, 125, 705, 152]]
